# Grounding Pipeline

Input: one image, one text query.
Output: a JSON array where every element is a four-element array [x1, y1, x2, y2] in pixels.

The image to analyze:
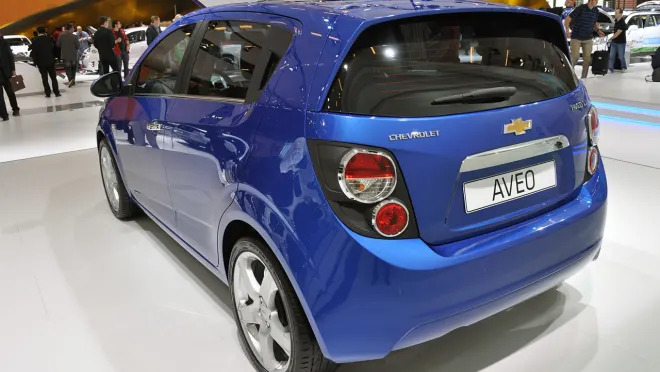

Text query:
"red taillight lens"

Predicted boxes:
[[339, 150, 397, 203], [588, 106, 600, 145], [588, 146, 599, 175], [372, 200, 409, 237]]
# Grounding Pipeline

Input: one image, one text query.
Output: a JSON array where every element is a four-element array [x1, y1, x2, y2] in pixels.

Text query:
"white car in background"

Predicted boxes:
[[625, 11, 660, 56], [635, 1, 660, 11], [81, 26, 156, 74], [4, 35, 31, 58]]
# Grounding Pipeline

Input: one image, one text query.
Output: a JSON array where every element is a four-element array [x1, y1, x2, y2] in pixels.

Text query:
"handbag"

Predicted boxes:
[[9, 75, 26, 92]]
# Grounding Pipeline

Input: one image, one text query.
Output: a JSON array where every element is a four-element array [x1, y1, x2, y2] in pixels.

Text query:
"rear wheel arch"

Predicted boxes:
[[96, 129, 106, 145], [221, 214, 337, 370], [218, 207, 333, 359], [222, 219, 264, 276]]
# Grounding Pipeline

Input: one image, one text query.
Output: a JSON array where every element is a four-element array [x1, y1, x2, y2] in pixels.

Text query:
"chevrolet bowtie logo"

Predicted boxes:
[[504, 118, 532, 135]]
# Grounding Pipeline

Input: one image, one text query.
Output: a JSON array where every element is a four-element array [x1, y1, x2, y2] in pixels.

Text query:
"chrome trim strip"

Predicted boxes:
[[459, 135, 570, 173]]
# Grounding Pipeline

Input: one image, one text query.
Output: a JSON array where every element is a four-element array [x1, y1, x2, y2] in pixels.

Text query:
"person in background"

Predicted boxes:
[[564, 0, 605, 79], [562, 0, 576, 19], [93, 16, 119, 75], [57, 23, 80, 87], [0, 33, 20, 120], [52, 26, 64, 62], [76, 26, 91, 63], [112, 20, 130, 78], [609, 8, 628, 73], [30, 27, 60, 97], [146, 16, 161, 46], [173, 14, 183, 23], [30, 31, 38, 44]]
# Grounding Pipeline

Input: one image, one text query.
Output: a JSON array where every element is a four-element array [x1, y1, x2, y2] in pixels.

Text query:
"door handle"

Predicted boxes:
[[146, 120, 163, 131]]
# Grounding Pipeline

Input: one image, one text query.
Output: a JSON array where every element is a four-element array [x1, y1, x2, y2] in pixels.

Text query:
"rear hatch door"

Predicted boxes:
[[307, 11, 591, 245]]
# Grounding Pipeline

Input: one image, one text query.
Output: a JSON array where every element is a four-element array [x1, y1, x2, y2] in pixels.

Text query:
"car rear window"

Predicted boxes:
[[324, 12, 578, 117], [7, 38, 27, 46]]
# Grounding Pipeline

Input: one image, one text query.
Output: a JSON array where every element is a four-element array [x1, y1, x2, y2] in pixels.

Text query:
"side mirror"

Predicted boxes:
[[90, 71, 123, 97]]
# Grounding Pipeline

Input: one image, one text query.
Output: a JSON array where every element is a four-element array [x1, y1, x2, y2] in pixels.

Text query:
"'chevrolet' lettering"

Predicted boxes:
[[389, 130, 440, 141]]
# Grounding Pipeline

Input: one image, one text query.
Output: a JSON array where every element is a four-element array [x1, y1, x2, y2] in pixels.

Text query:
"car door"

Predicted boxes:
[[628, 15, 646, 54], [162, 14, 295, 265], [112, 21, 199, 228]]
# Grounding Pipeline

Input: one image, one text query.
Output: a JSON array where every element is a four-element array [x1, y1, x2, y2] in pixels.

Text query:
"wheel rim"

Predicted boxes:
[[233, 251, 292, 372], [100, 146, 120, 212]]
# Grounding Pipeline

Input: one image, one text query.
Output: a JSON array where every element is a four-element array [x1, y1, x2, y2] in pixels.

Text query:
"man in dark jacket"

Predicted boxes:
[[57, 23, 80, 87], [0, 33, 20, 120], [146, 16, 161, 46], [30, 27, 61, 98], [93, 16, 119, 75]]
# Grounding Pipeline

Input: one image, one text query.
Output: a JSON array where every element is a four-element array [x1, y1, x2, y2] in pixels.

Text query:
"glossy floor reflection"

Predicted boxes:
[[0, 62, 659, 372]]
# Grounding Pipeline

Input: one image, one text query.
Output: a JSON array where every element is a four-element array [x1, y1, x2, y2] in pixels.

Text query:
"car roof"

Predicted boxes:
[[124, 26, 149, 32], [4, 35, 28, 39], [627, 11, 660, 17], [195, 0, 546, 22]]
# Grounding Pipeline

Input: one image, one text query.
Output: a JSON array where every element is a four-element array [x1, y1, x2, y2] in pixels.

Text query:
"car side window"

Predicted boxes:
[[128, 31, 144, 44], [630, 16, 640, 28], [186, 20, 292, 101], [135, 24, 195, 95], [646, 15, 657, 27]]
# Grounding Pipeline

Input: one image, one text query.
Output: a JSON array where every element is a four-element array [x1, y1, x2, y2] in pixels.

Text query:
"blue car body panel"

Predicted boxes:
[[97, 0, 606, 364]]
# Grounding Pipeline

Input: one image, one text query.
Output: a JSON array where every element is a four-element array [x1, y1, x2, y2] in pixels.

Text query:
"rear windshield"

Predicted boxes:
[[324, 12, 578, 117], [7, 38, 28, 46]]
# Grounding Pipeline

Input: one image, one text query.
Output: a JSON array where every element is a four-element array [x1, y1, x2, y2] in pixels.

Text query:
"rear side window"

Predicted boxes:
[[325, 12, 578, 117], [186, 21, 293, 101]]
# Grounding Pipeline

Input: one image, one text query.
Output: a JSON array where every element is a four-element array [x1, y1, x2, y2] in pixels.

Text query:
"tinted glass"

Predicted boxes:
[[135, 24, 195, 95], [325, 13, 578, 118], [646, 15, 657, 27], [128, 30, 145, 44], [596, 11, 612, 23], [7, 39, 24, 46], [186, 21, 292, 100]]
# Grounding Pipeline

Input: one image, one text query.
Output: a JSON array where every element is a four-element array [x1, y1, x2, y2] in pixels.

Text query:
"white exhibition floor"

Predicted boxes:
[[0, 62, 659, 372]]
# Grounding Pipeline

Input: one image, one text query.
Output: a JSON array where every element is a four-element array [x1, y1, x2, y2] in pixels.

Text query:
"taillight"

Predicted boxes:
[[587, 146, 599, 175], [372, 200, 409, 237], [339, 150, 397, 204], [307, 140, 419, 239], [587, 106, 600, 145]]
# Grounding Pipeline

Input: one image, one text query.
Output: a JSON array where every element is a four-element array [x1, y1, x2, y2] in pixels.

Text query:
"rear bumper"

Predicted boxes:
[[305, 162, 607, 363]]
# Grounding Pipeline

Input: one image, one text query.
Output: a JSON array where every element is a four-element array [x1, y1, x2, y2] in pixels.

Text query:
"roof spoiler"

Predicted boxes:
[[193, 0, 263, 7]]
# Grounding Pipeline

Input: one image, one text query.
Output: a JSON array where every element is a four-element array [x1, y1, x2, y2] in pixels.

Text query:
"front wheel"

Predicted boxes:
[[229, 238, 336, 372]]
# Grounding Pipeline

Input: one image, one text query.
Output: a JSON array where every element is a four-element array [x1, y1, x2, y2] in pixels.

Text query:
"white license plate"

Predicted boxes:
[[463, 161, 557, 213]]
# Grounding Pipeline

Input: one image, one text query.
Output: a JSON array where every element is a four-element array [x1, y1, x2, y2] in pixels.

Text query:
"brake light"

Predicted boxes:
[[588, 146, 599, 175], [587, 106, 600, 145], [372, 200, 409, 237], [339, 150, 397, 204]]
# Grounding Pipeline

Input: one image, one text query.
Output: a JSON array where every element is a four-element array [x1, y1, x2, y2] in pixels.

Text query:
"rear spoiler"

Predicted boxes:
[[193, 0, 262, 7]]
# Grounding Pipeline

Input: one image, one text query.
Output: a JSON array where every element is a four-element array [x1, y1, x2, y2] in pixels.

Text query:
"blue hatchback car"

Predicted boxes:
[[92, 1, 607, 371]]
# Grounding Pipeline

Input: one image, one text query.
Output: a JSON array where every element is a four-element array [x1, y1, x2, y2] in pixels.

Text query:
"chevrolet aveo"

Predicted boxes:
[[91, 0, 607, 371]]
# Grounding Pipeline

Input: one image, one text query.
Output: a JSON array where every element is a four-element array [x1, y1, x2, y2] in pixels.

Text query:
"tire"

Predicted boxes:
[[98, 139, 139, 219], [229, 238, 336, 372]]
